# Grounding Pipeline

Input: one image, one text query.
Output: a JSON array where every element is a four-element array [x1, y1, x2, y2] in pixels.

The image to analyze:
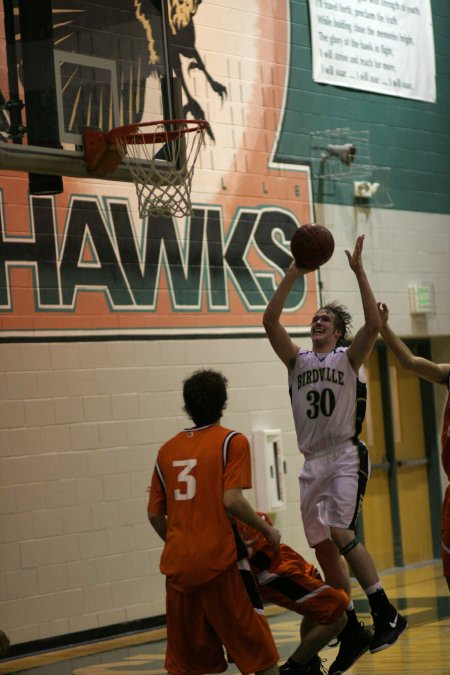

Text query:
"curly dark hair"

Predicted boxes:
[[183, 369, 228, 427], [321, 301, 353, 346]]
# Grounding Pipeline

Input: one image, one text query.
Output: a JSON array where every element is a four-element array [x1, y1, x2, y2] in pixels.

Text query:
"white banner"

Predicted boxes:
[[308, 0, 436, 102]]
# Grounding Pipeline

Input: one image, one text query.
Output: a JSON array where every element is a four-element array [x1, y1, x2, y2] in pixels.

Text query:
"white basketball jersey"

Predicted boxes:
[[288, 347, 367, 458]]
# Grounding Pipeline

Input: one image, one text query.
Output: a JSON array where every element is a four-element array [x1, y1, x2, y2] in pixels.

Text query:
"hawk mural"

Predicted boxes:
[[0, 1, 317, 338], [50, 0, 226, 140]]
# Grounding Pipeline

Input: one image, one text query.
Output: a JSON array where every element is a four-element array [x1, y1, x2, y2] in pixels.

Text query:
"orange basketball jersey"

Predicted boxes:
[[148, 424, 252, 590], [237, 512, 318, 578]]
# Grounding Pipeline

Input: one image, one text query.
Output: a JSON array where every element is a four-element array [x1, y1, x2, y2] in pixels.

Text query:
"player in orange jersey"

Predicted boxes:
[[148, 369, 281, 675], [237, 512, 348, 675], [379, 302, 450, 591]]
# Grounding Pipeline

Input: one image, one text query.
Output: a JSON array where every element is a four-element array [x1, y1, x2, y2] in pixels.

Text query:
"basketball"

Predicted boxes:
[[290, 224, 335, 268]]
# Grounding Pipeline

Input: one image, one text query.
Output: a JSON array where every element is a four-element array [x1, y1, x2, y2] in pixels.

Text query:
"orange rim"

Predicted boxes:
[[106, 119, 210, 146]]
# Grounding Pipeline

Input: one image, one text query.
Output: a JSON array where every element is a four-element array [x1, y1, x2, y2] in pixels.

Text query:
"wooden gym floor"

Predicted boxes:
[[1, 561, 449, 675]]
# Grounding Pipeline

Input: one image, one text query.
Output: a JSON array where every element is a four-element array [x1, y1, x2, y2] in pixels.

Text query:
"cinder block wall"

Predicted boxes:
[[0, 337, 307, 644], [279, 1, 450, 214]]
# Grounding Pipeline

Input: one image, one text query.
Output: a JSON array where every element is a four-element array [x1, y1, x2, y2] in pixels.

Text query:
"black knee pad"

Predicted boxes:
[[339, 537, 359, 557]]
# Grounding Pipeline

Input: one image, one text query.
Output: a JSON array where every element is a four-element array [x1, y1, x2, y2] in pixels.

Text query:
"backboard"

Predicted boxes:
[[0, 0, 180, 184]]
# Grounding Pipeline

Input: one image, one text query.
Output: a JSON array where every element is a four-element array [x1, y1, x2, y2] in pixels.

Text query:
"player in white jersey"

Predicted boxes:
[[263, 235, 407, 675], [289, 346, 365, 458]]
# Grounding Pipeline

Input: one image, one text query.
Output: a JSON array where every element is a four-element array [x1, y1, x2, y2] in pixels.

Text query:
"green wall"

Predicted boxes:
[[274, 1, 450, 213]]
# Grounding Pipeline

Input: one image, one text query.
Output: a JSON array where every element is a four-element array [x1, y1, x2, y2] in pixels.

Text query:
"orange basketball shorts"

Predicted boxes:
[[254, 547, 349, 624], [165, 562, 279, 675]]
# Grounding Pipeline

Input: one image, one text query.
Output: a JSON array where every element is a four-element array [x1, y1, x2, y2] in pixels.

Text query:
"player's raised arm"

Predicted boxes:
[[346, 235, 381, 373], [263, 261, 312, 371], [378, 302, 449, 384]]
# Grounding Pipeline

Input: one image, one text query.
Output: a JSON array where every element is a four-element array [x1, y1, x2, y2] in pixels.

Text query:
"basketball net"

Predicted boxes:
[[115, 120, 208, 219]]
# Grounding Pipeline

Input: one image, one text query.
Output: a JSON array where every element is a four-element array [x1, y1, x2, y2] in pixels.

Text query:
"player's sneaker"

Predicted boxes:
[[328, 623, 371, 675], [370, 609, 407, 653], [280, 654, 327, 674]]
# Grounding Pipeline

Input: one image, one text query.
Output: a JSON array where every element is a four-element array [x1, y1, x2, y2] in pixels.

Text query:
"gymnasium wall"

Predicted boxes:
[[0, 0, 449, 646], [0, 337, 306, 644]]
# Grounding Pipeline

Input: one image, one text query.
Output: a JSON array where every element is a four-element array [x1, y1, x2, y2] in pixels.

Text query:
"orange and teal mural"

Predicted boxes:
[[0, 1, 318, 339]]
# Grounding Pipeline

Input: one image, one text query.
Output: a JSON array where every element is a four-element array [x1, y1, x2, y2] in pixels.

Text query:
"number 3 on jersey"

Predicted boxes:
[[173, 459, 197, 500]]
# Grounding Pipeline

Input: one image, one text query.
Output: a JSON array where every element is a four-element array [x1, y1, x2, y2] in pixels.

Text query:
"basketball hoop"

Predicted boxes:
[[84, 119, 209, 218]]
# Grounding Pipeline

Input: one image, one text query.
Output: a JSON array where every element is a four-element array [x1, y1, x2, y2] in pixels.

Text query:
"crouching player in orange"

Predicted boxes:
[[237, 512, 349, 675]]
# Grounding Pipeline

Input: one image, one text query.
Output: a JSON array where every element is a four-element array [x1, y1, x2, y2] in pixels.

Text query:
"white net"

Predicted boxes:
[[116, 121, 207, 219]]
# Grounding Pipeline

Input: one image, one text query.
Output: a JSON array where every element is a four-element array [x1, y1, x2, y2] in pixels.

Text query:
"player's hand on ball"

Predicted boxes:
[[288, 260, 318, 275]]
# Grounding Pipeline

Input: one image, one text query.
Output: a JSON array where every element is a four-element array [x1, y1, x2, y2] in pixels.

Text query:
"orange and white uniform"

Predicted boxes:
[[148, 424, 278, 675], [442, 373, 450, 579], [237, 512, 349, 624]]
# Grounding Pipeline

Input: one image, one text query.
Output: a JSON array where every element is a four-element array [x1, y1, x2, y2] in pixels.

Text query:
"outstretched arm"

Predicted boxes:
[[378, 302, 449, 384], [346, 235, 381, 373], [263, 261, 315, 371], [224, 488, 281, 550]]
